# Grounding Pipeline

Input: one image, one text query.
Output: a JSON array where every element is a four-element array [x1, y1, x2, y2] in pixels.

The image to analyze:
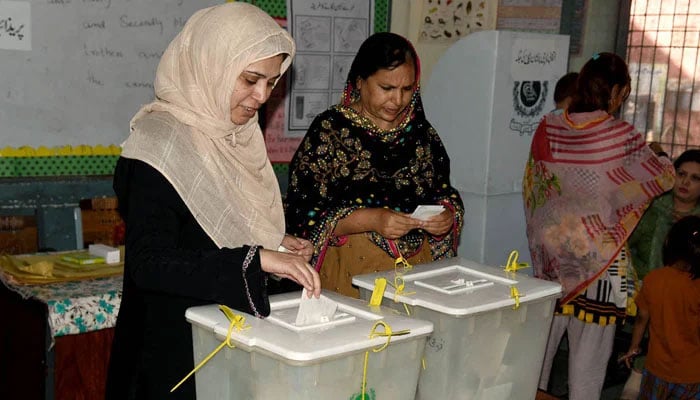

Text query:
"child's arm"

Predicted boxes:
[[620, 306, 650, 368]]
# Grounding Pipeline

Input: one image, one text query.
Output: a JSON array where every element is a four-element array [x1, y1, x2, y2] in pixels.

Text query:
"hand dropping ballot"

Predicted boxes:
[[295, 289, 338, 326], [410, 205, 445, 221]]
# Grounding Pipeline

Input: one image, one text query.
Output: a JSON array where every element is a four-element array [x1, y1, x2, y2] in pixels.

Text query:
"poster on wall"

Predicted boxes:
[[0, 0, 31, 51], [623, 63, 668, 140], [496, 0, 562, 33], [565, 0, 587, 55], [509, 37, 564, 136], [417, 0, 497, 43], [283, 0, 374, 142]]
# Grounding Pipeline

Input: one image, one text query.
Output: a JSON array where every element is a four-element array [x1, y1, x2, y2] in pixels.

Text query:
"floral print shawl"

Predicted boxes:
[[523, 110, 674, 304], [284, 89, 464, 270]]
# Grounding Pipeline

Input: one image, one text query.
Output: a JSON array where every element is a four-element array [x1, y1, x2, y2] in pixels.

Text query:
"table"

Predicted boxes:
[[0, 271, 122, 400]]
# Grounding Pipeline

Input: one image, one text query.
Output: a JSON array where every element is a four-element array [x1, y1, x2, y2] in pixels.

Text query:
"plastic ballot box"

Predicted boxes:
[[186, 290, 434, 400], [353, 257, 562, 400]]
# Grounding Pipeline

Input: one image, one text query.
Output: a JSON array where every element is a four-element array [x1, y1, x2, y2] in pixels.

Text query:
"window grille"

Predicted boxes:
[[623, 0, 700, 158]]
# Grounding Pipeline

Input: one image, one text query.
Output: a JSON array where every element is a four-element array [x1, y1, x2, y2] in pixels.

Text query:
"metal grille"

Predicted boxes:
[[623, 0, 700, 158]]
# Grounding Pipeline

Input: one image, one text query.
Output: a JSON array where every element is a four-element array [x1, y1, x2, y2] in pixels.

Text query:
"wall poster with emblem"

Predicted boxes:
[[509, 38, 563, 137]]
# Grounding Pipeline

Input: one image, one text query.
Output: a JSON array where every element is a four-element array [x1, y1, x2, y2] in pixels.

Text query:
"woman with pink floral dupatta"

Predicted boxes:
[[523, 52, 675, 400]]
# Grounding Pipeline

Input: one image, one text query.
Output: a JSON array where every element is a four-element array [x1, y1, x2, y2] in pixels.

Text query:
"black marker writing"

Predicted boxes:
[[88, 72, 104, 86], [137, 50, 163, 60], [84, 44, 124, 58], [514, 50, 557, 66], [125, 81, 154, 89], [82, 0, 111, 9], [310, 2, 355, 11], [120, 15, 164, 35], [0, 17, 25, 40], [83, 20, 106, 30]]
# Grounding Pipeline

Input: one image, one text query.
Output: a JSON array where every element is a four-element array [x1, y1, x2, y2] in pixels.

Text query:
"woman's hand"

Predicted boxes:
[[281, 234, 314, 262], [374, 208, 423, 239], [259, 249, 321, 298], [421, 209, 454, 236]]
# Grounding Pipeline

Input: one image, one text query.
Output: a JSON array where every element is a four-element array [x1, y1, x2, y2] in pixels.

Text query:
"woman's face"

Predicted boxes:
[[230, 54, 284, 125], [673, 161, 700, 205], [355, 60, 416, 130]]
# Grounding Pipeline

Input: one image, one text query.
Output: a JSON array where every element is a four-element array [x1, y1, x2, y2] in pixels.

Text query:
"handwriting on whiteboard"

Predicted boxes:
[[0, 1, 30, 51]]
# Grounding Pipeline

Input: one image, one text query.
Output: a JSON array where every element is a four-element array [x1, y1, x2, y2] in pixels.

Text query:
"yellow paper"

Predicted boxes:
[[0, 247, 125, 285], [16, 260, 54, 277]]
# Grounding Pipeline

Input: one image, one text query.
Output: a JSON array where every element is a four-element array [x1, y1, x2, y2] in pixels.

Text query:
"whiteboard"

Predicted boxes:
[[0, 0, 220, 147]]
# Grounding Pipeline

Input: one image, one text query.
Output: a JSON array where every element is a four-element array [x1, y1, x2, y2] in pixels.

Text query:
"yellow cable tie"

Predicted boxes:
[[394, 254, 413, 273], [171, 305, 250, 393], [369, 277, 387, 307], [360, 321, 410, 399], [388, 276, 415, 303], [510, 285, 521, 310], [503, 250, 530, 273]]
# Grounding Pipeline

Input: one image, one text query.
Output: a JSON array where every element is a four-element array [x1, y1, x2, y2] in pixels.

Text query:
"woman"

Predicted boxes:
[[629, 149, 700, 280], [285, 32, 464, 298], [621, 149, 700, 399], [105, 4, 321, 400], [523, 52, 675, 400]]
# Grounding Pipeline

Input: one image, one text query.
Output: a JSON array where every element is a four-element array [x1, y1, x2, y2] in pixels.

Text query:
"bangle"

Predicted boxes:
[[242, 245, 261, 318]]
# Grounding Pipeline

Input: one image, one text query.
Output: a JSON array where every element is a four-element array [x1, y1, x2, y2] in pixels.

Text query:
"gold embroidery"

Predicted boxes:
[[293, 111, 439, 199]]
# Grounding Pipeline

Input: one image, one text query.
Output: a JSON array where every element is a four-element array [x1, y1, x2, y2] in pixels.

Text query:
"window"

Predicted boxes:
[[623, 0, 700, 158]]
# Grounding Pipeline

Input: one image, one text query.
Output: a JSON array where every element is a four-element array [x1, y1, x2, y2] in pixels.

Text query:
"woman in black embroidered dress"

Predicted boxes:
[[285, 32, 464, 298]]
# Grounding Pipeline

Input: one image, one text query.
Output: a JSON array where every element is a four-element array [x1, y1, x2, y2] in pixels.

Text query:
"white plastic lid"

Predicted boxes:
[[185, 290, 434, 363], [352, 257, 562, 316]]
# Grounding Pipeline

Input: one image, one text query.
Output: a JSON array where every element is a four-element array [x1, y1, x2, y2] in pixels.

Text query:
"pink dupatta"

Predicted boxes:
[[523, 110, 674, 304]]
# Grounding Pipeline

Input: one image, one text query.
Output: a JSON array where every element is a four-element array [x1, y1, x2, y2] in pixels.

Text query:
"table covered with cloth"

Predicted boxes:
[[0, 250, 123, 399]]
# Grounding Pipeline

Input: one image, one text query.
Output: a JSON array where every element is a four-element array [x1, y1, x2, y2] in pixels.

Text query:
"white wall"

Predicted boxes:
[[391, 0, 624, 76], [568, 0, 622, 72], [389, 0, 456, 85]]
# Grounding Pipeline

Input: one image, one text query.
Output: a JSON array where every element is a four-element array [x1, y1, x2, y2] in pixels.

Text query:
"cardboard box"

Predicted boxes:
[[0, 216, 38, 255]]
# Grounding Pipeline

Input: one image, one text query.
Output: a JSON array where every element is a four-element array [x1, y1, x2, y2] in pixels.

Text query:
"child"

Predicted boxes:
[[552, 71, 578, 113], [620, 215, 700, 399]]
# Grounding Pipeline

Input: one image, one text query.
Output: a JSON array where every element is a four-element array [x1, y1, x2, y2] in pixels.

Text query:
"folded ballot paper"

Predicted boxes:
[[295, 289, 338, 326], [410, 205, 445, 221]]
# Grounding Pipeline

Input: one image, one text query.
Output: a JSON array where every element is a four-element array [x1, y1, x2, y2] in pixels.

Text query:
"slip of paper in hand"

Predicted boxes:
[[295, 289, 339, 326], [410, 205, 445, 221]]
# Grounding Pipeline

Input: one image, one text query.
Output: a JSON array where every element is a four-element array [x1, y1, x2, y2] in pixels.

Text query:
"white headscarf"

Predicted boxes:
[[121, 3, 294, 250]]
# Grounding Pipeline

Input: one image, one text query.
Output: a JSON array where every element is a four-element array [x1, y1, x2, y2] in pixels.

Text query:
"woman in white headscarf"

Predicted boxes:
[[105, 4, 320, 399]]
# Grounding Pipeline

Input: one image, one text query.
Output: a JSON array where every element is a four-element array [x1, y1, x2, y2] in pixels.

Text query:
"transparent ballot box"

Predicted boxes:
[[186, 290, 433, 399], [353, 257, 562, 400]]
